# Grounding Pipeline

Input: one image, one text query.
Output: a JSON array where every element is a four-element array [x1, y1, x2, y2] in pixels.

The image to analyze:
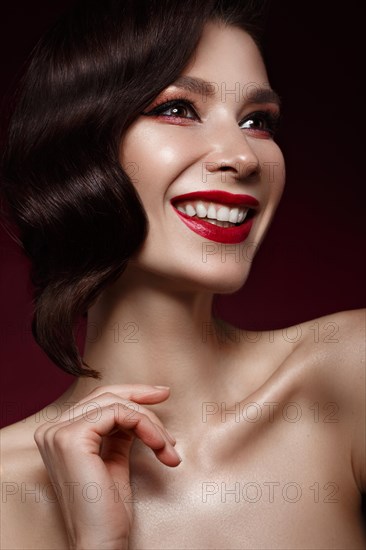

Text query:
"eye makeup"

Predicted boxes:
[[141, 89, 281, 137]]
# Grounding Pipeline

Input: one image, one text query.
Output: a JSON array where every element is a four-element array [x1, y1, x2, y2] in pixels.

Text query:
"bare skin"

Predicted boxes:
[[1, 22, 365, 549], [1, 311, 365, 549]]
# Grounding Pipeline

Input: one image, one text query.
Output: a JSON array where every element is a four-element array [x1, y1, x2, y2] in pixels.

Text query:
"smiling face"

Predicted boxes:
[[119, 21, 285, 294]]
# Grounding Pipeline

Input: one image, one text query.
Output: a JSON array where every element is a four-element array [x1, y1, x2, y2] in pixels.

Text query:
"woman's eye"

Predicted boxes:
[[142, 101, 280, 135], [142, 99, 199, 121], [240, 111, 279, 137], [162, 102, 197, 119]]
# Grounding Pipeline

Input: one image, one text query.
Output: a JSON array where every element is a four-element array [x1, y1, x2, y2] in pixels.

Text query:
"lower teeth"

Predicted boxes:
[[195, 216, 237, 228]]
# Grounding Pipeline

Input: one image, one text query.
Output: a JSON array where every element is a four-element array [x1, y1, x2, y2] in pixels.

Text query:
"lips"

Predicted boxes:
[[170, 190, 259, 244]]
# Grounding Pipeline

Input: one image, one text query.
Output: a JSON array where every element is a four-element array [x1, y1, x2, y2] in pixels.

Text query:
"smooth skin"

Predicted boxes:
[[1, 21, 365, 549]]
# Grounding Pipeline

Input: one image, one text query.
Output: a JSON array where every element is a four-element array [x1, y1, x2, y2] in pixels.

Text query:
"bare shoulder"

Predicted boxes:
[[299, 307, 365, 346], [1, 419, 41, 527], [295, 308, 365, 388], [1, 416, 43, 481], [293, 308, 365, 492], [0, 417, 60, 549], [217, 309, 365, 377], [216, 310, 365, 386], [226, 309, 365, 491]]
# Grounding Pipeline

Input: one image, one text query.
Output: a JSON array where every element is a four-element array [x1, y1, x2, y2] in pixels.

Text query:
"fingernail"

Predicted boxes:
[[154, 385, 170, 390], [175, 449, 182, 462]]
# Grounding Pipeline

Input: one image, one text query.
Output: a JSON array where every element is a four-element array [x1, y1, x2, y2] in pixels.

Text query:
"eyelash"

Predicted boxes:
[[141, 95, 280, 137]]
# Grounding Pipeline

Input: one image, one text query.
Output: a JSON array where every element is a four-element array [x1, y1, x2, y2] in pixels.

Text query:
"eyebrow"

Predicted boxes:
[[169, 75, 281, 108]]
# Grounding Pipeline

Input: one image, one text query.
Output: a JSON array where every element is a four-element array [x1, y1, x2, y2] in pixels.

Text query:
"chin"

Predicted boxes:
[[125, 236, 257, 294], [195, 265, 251, 295], [186, 242, 255, 293], [143, 256, 253, 295]]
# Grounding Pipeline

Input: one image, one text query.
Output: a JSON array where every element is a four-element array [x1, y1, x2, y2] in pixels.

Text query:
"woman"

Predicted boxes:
[[1, 0, 365, 548]]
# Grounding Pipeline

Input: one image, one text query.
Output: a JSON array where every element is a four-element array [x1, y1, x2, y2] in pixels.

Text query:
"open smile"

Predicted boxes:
[[170, 190, 259, 244]]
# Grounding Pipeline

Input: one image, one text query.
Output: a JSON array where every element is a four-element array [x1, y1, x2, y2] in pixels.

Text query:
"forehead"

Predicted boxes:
[[181, 21, 269, 89]]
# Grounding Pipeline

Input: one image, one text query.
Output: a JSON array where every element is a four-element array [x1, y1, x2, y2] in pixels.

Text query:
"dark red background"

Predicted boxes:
[[0, 2, 365, 428]]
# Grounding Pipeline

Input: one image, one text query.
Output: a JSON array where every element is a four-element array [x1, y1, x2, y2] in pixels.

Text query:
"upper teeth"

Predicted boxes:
[[175, 201, 249, 224]]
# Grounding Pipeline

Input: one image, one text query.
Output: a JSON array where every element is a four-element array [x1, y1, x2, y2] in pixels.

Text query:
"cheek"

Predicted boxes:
[[120, 124, 197, 200], [258, 142, 286, 203], [245, 142, 285, 248]]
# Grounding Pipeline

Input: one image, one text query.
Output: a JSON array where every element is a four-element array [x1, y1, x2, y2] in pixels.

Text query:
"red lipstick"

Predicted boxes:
[[171, 190, 259, 208], [170, 190, 259, 244]]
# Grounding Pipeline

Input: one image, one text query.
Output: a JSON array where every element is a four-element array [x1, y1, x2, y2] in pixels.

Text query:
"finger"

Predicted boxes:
[[35, 395, 176, 455], [37, 403, 180, 467], [82, 384, 171, 405], [153, 422, 176, 447], [54, 385, 171, 422], [54, 392, 175, 442], [154, 444, 182, 467], [104, 408, 181, 467]]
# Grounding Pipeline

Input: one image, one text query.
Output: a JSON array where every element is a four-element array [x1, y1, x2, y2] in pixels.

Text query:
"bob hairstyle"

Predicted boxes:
[[1, 0, 269, 378]]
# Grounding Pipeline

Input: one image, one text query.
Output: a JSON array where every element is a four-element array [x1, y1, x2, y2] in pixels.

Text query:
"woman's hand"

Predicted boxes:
[[34, 384, 180, 550]]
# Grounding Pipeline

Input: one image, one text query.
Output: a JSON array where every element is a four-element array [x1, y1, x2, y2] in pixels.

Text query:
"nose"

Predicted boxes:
[[202, 126, 260, 183]]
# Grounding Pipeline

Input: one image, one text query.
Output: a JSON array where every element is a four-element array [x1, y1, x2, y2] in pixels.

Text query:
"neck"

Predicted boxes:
[[66, 266, 230, 425]]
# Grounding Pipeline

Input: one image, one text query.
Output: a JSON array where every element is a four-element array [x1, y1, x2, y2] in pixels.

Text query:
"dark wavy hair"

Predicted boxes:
[[0, 0, 269, 378]]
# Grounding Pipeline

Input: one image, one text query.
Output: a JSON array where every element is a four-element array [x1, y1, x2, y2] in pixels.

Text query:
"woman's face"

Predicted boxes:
[[119, 21, 285, 293]]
